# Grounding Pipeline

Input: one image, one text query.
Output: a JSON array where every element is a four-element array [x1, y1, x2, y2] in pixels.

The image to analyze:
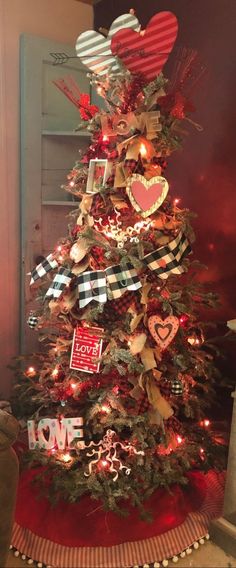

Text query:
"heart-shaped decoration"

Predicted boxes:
[[111, 11, 178, 82], [148, 315, 179, 350], [126, 174, 169, 218], [76, 13, 140, 76]]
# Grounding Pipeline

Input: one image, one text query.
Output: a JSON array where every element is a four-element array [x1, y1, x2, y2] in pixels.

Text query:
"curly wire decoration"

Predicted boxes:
[[81, 429, 144, 482]]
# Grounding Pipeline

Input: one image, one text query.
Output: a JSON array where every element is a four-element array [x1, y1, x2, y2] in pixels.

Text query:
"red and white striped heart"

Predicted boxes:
[[126, 174, 169, 218], [111, 11, 178, 82], [76, 13, 140, 76], [148, 315, 179, 350]]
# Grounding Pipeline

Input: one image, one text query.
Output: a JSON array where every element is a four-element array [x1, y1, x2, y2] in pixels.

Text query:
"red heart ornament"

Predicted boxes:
[[111, 11, 178, 81], [126, 174, 169, 218], [148, 315, 179, 350]]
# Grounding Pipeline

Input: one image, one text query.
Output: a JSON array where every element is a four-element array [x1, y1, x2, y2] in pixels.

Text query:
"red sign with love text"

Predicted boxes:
[[70, 326, 104, 373]]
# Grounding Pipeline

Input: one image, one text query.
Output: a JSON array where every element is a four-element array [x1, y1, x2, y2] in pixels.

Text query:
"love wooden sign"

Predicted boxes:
[[27, 417, 84, 450], [70, 326, 104, 373]]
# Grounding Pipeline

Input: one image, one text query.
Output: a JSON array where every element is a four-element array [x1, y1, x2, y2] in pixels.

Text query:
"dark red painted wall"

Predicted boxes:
[[94, 0, 236, 321]]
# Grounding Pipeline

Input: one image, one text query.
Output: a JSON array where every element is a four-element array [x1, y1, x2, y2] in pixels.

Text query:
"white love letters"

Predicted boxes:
[[27, 417, 84, 450]]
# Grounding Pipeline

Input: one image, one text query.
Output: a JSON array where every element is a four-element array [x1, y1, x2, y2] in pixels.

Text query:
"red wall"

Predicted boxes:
[[94, 0, 236, 320]]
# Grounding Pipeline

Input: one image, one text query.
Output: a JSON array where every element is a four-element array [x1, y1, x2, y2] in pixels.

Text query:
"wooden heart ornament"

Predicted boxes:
[[126, 174, 169, 218], [76, 13, 140, 76], [148, 315, 179, 350], [111, 11, 178, 82]]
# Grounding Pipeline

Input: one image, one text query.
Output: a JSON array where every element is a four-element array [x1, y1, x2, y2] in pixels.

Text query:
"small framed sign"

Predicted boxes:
[[86, 159, 111, 193], [70, 325, 104, 373]]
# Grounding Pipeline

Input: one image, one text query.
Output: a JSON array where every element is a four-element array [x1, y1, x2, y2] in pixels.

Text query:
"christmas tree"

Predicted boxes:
[[13, 11, 226, 518]]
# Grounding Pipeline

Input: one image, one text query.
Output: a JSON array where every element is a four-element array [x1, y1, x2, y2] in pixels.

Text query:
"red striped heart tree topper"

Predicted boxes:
[[111, 11, 178, 82]]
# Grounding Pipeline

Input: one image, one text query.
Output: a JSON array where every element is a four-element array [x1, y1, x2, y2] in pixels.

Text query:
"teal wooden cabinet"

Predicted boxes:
[[20, 34, 97, 353]]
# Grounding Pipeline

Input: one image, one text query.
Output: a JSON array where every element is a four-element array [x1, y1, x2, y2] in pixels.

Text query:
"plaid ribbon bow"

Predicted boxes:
[[30, 254, 58, 285], [77, 270, 107, 308], [106, 262, 141, 300], [45, 267, 74, 299], [143, 231, 191, 279]]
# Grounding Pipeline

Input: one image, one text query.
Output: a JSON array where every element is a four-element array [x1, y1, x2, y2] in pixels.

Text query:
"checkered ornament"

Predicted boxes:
[[77, 270, 107, 308], [143, 231, 191, 279], [106, 263, 141, 300], [30, 254, 58, 285], [45, 267, 74, 299], [171, 378, 183, 396], [27, 314, 39, 329]]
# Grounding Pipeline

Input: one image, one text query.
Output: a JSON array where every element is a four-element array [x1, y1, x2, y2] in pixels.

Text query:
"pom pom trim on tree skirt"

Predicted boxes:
[[9, 534, 210, 568], [10, 471, 224, 568]]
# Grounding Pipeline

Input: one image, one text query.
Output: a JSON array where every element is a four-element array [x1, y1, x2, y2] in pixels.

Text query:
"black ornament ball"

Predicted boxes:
[[27, 315, 38, 329], [171, 379, 183, 396]]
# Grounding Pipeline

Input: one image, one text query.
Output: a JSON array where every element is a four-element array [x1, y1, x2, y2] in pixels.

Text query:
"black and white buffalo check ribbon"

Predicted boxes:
[[106, 263, 141, 300], [30, 254, 58, 285], [77, 270, 107, 308], [143, 231, 191, 280], [45, 267, 74, 299]]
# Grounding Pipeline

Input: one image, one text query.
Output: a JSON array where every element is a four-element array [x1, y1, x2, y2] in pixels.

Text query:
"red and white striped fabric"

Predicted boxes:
[[11, 471, 224, 568], [111, 11, 178, 82]]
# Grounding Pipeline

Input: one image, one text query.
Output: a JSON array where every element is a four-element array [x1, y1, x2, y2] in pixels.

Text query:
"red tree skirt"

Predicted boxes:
[[12, 469, 224, 567]]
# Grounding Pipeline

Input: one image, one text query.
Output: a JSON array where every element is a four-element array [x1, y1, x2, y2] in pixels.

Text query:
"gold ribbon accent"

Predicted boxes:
[[145, 376, 173, 419]]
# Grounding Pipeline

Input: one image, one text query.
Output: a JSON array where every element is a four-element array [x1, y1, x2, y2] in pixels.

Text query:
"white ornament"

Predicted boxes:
[[162, 560, 168, 567], [27, 559, 34, 565], [143, 564, 149, 568], [193, 542, 199, 549], [206, 533, 210, 540], [37, 563, 43, 568], [14, 550, 20, 557], [22, 555, 26, 560], [154, 563, 160, 568], [180, 551, 186, 558], [172, 556, 178, 563], [199, 538, 205, 545]]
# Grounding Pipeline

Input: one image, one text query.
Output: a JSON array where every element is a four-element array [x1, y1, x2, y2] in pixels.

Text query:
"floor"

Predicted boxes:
[[6, 541, 236, 568]]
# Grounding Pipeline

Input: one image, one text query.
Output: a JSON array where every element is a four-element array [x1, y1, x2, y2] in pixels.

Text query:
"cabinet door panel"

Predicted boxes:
[[20, 34, 94, 353]]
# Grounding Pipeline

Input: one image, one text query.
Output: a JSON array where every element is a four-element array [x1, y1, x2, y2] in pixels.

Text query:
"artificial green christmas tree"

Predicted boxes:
[[13, 10, 226, 521]]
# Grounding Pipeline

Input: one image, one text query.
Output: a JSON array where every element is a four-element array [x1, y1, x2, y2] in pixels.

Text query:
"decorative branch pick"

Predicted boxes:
[[80, 429, 144, 481]]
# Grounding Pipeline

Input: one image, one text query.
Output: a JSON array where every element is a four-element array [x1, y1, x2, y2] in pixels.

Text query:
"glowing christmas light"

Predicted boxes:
[[101, 404, 111, 414], [187, 329, 204, 347], [200, 419, 210, 428], [140, 143, 147, 157], [102, 134, 109, 143], [176, 435, 183, 445], [26, 366, 36, 377], [71, 382, 77, 390], [69, 180, 75, 187], [61, 452, 71, 463], [179, 314, 189, 326], [174, 198, 180, 206], [101, 459, 109, 467], [51, 368, 59, 379], [96, 86, 103, 95], [56, 245, 62, 252]]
